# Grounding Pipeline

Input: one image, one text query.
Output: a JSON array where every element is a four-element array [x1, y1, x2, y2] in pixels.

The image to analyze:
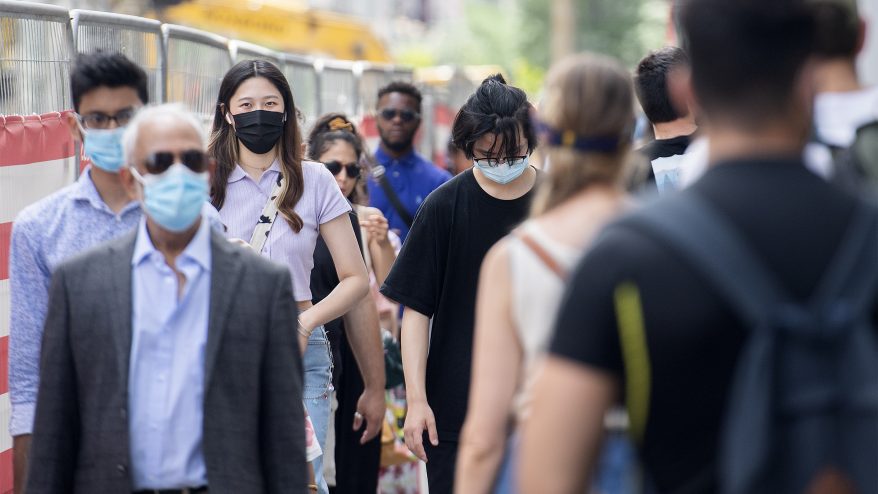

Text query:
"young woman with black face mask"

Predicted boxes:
[[209, 60, 369, 494]]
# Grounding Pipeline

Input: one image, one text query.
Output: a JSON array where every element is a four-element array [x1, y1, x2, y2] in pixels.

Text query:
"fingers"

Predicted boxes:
[[360, 415, 380, 444], [352, 411, 364, 431], [404, 420, 428, 462], [426, 415, 439, 446]]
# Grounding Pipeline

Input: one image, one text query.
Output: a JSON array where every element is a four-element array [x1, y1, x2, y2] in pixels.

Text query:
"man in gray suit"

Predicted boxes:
[[27, 104, 307, 493]]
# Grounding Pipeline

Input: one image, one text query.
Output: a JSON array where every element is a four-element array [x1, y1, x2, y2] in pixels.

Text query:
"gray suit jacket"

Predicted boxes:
[[27, 227, 307, 493]]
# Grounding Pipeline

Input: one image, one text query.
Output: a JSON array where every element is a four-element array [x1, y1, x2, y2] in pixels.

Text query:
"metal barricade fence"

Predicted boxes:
[[71, 10, 163, 103], [0, 1, 73, 116], [163, 24, 231, 125], [359, 62, 393, 116], [280, 53, 319, 129], [230, 39, 281, 67], [317, 59, 358, 118]]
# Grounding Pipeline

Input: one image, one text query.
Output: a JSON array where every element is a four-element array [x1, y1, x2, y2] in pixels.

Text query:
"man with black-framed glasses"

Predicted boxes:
[[367, 81, 451, 242], [380, 74, 539, 494], [7, 51, 148, 494], [26, 104, 307, 493]]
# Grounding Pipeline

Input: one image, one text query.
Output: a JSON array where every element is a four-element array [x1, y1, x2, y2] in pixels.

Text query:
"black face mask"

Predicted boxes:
[[231, 110, 285, 155]]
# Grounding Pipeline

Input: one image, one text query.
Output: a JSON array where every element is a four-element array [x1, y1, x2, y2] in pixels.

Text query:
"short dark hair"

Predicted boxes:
[[680, 0, 815, 125], [810, 1, 860, 59], [634, 47, 689, 124], [451, 74, 536, 160], [70, 51, 148, 112], [377, 81, 422, 112]]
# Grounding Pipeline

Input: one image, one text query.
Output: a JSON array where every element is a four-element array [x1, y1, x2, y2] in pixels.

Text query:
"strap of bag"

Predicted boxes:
[[613, 282, 651, 445], [614, 193, 789, 327], [248, 175, 284, 253], [373, 165, 414, 228], [514, 229, 567, 279], [610, 192, 878, 494]]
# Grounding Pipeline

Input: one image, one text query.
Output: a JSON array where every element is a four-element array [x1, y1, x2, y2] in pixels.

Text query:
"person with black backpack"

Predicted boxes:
[[519, 1, 878, 493], [808, 0, 878, 189]]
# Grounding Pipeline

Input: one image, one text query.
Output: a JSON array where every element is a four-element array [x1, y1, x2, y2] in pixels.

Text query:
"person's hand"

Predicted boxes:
[[228, 237, 254, 250], [297, 310, 314, 355], [362, 213, 390, 246], [403, 399, 438, 462], [354, 386, 386, 444]]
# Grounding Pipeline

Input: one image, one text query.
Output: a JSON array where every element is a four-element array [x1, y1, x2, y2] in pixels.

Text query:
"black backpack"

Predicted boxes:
[[611, 192, 878, 494], [822, 120, 878, 193]]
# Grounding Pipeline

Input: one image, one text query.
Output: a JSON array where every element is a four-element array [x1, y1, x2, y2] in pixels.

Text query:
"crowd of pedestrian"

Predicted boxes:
[[6, 0, 878, 493]]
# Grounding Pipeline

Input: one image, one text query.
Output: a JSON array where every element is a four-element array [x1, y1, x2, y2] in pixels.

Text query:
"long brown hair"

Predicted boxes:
[[531, 53, 634, 216], [209, 60, 305, 232]]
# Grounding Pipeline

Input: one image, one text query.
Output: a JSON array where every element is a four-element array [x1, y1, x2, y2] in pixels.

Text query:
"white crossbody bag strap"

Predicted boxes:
[[248, 176, 284, 253]]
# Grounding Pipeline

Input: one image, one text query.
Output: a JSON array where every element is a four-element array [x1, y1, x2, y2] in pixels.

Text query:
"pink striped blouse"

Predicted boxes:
[[220, 160, 351, 301]]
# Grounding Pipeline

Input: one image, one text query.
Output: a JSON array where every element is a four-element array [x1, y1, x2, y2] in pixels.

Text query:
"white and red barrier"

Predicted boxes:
[[0, 112, 77, 493]]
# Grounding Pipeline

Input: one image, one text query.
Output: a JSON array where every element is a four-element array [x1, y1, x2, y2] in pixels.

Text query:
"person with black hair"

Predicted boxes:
[[306, 113, 391, 494], [521, 0, 877, 492], [634, 46, 697, 192], [7, 51, 149, 494], [380, 74, 539, 494], [366, 81, 451, 242], [209, 60, 369, 494], [808, 0, 878, 180]]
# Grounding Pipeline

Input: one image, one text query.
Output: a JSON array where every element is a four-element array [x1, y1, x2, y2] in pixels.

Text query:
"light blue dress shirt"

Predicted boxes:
[[129, 215, 212, 489]]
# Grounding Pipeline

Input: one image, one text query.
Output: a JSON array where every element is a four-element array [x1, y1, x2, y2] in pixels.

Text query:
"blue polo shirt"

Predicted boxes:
[[367, 147, 452, 242]]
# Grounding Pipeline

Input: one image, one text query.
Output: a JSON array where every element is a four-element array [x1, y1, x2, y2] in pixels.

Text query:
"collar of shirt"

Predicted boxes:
[[69, 167, 140, 215], [228, 159, 282, 185], [375, 147, 420, 168], [132, 215, 213, 273]]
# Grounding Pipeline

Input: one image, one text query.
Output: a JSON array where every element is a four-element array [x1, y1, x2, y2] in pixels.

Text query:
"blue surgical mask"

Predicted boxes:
[[83, 126, 126, 173], [475, 156, 529, 185], [131, 163, 208, 232]]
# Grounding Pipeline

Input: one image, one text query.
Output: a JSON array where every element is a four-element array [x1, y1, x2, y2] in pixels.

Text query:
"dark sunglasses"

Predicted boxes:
[[324, 160, 361, 179], [76, 108, 137, 129], [379, 108, 419, 123], [144, 149, 209, 175]]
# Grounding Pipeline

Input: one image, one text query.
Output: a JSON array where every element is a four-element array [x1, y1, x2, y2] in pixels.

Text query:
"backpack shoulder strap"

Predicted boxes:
[[612, 192, 791, 327], [851, 120, 878, 183], [809, 199, 878, 315]]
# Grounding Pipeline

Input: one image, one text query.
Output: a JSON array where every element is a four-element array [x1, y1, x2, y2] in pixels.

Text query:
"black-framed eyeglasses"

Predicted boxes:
[[324, 160, 361, 179], [473, 155, 528, 168], [378, 108, 419, 123], [75, 108, 138, 129], [143, 149, 209, 175]]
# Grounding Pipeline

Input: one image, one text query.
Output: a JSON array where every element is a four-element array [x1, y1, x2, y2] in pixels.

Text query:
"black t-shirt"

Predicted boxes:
[[381, 168, 536, 441], [639, 134, 692, 164], [550, 158, 860, 493], [311, 210, 362, 385], [637, 134, 693, 190]]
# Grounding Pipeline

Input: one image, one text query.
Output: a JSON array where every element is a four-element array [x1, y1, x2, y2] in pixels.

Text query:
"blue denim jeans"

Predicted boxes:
[[304, 326, 333, 494], [494, 430, 640, 494]]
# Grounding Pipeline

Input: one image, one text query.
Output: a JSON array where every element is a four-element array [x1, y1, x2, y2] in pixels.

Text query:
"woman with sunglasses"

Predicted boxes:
[[306, 112, 398, 493], [208, 60, 369, 494], [455, 54, 635, 493], [308, 113, 398, 291]]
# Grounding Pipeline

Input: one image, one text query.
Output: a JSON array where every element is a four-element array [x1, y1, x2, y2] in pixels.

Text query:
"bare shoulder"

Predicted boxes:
[[481, 236, 512, 279]]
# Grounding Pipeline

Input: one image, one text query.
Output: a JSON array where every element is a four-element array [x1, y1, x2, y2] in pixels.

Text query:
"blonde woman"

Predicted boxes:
[[455, 53, 636, 493]]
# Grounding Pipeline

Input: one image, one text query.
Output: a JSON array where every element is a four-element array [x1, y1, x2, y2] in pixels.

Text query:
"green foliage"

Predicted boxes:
[[519, 0, 668, 69], [393, 0, 668, 98]]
